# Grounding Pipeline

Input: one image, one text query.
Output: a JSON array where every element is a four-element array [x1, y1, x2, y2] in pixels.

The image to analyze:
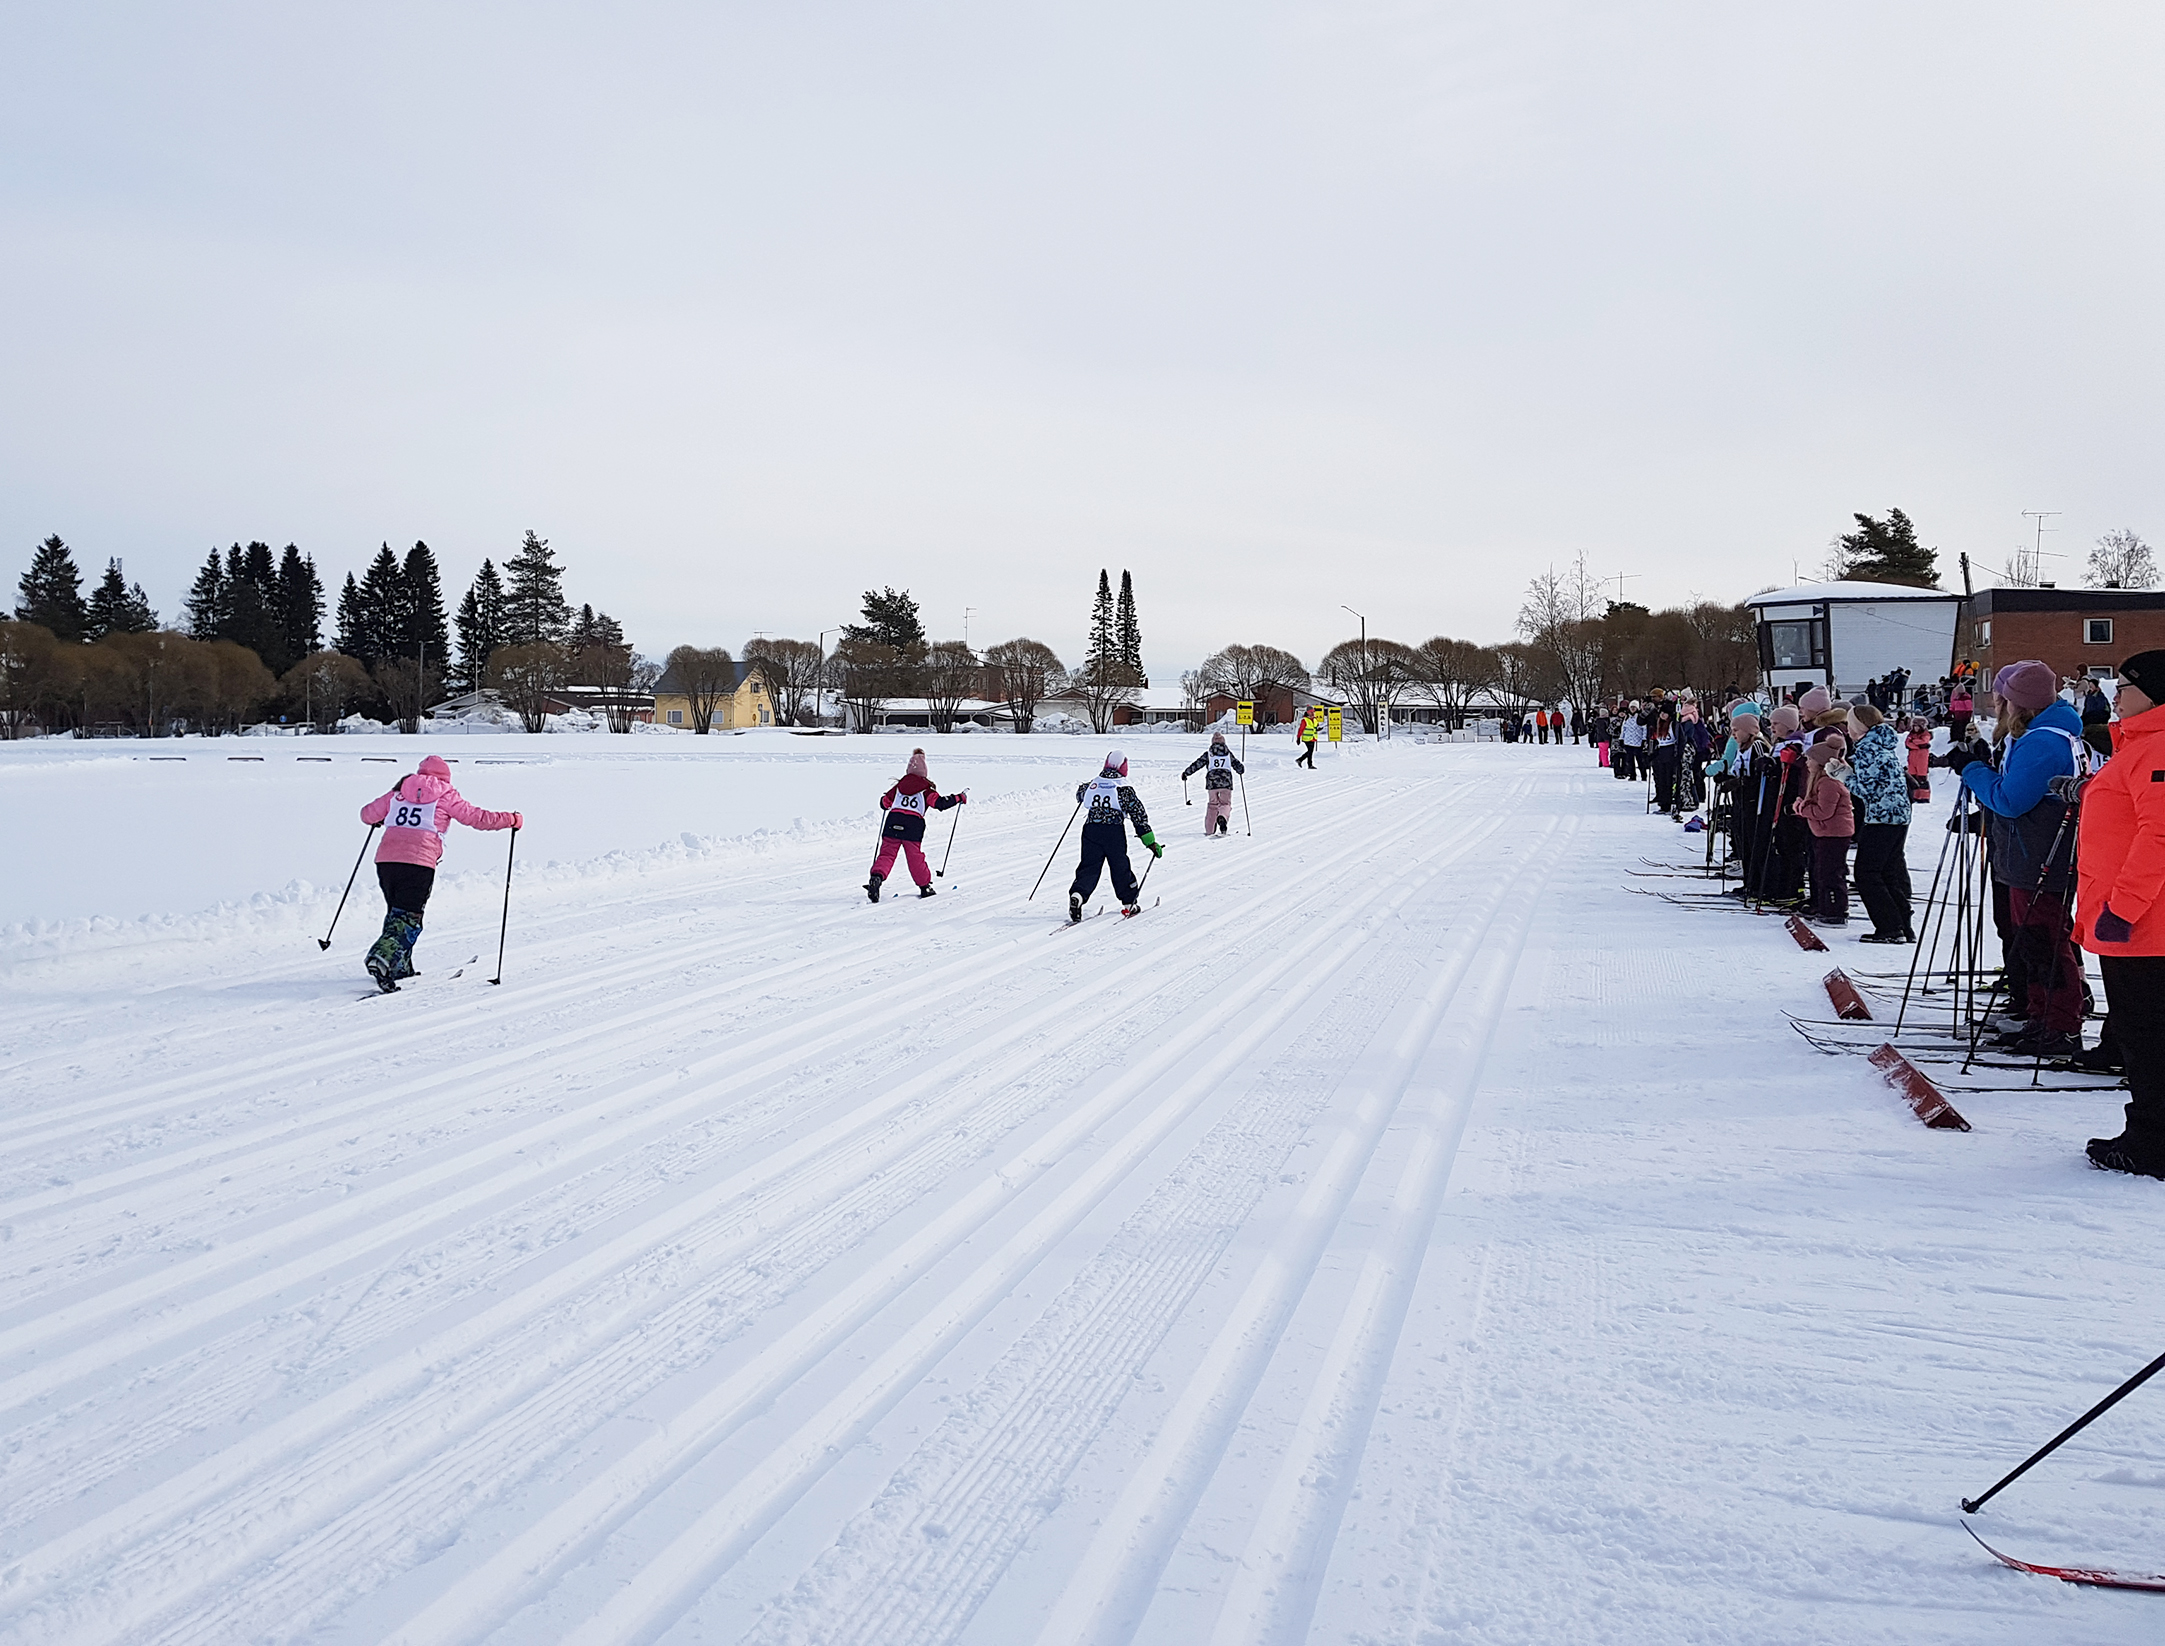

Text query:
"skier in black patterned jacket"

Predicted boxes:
[[1180, 732, 1244, 837], [1070, 748, 1163, 921]]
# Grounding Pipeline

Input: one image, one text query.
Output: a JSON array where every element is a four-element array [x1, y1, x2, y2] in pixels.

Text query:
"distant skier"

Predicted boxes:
[[1180, 732, 1245, 836], [866, 747, 966, 902], [358, 753, 520, 992], [1071, 748, 1162, 920]]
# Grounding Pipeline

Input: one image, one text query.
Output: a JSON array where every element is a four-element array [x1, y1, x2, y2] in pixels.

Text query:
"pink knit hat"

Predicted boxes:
[[1795, 685, 1832, 718], [1770, 704, 1801, 734], [907, 747, 928, 778], [1993, 660, 2059, 713], [418, 755, 451, 777], [1806, 739, 1844, 768]]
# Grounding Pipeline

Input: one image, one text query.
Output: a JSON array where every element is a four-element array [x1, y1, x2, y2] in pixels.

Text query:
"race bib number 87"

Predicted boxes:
[[388, 801, 436, 832]]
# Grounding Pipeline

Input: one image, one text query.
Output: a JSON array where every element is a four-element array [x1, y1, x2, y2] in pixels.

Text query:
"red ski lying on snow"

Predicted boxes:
[[1965, 1524, 2165, 1593]]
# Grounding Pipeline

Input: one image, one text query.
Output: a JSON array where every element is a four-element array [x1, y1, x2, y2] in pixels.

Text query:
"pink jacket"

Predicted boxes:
[[361, 757, 518, 868], [1795, 774, 1856, 839]]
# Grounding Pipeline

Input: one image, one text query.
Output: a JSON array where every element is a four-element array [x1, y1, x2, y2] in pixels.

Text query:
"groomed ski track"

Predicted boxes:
[[5, 740, 2163, 1644]]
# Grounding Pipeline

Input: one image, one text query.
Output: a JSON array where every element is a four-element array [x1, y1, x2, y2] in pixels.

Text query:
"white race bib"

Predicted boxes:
[[1209, 752, 1231, 774], [890, 788, 928, 815], [1088, 776, 1123, 813], [386, 799, 437, 832]]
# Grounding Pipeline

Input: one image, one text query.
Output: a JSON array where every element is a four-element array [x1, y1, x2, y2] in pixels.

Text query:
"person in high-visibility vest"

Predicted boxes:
[[1295, 708, 1319, 769]]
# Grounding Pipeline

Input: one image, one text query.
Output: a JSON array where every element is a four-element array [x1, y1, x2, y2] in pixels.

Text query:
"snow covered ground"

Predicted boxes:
[[3, 734, 2163, 1645]]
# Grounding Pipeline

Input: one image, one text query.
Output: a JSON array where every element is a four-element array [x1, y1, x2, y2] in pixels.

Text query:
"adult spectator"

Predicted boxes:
[[2071, 651, 2165, 1177], [1846, 703, 1914, 942]]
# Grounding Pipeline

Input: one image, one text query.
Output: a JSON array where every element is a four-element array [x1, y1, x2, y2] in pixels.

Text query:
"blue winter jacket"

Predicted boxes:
[[1960, 699, 2083, 817], [1847, 721, 1911, 826]]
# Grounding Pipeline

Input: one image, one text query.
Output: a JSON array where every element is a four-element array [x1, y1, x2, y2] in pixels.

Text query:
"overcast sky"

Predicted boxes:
[[6, 3, 2162, 679]]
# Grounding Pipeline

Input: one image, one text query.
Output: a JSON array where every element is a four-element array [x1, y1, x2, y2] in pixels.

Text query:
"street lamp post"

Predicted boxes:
[[817, 628, 836, 729], [1342, 604, 1369, 737]]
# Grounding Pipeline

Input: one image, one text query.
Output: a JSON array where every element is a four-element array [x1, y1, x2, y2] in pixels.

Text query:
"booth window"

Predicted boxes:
[[1760, 617, 1827, 672], [2087, 618, 2114, 645]]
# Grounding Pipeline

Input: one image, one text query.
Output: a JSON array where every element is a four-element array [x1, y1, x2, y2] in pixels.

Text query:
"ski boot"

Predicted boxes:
[[865, 873, 883, 904], [1069, 891, 1084, 925], [919, 884, 937, 899], [1122, 901, 1141, 918], [2088, 1135, 2165, 1179]]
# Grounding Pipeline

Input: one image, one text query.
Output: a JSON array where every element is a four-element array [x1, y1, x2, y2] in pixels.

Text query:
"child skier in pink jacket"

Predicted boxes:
[[358, 754, 520, 990], [866, 748, 965, 902]]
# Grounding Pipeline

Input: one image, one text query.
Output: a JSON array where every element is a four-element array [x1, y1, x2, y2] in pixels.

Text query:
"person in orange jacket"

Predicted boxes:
[[2069, 651, 2165, 1176]]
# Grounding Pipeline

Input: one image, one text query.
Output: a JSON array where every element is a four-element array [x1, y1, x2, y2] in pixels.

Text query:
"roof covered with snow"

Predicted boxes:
[[1743, 580, 1961, 607]]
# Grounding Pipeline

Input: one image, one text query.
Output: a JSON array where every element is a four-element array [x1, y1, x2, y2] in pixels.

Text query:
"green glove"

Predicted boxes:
[[1142, 832, 1163, 859]]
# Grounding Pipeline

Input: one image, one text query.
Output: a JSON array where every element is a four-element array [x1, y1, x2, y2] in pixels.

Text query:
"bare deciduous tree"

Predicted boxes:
[[282, 649, 372, 732], [1517, 556, 1608, 718], [2088, 528, 2159, 590], [1320, 637, 1417, 734], [1197, 644, 1310, 725], [742, 637, 826, 725], [921, 639, 979, 732], [665, 644, 736, 735], [831, 636, 902, 732], [490, 641, 573, 733], [983, 638, 1064, 732], [1411, 637, 1497, 730]]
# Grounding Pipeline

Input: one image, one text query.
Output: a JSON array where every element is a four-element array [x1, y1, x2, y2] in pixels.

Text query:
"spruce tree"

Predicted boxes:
[[841, 588, 925, 651], [16, 536, 88, 641], [1084, 568, 1116, 683], [276, 545, 324, 661], [184, 548, 229, 637], [503, 530, 570, 646], [1115, 569, 1145, 684], [399, 540, 450, 666], [334, 573, 366, 657], [454, 558, 507, 691], [223, 541, 284, 668], [1837, 508, 1939, 588], [354, 544, 406, 664], [85, 559, 157, 639]]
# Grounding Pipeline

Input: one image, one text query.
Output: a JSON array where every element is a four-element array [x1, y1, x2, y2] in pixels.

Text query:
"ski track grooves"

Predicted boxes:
[[0, 767, 1506, 1646], [1032, 813, 1563, 1646]]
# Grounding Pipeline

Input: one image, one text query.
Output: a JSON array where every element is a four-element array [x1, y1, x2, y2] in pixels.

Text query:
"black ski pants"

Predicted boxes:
[[1072, 821, 1139, 905], [377, 861, 437, 913], [1296, 740, 1317, 769], [2101, 956, 2165, 1159], [1651, 744, 1681, 811], [1853, 822, 1912, 937]]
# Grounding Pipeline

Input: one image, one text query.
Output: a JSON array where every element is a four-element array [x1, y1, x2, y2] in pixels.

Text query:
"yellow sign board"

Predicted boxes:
[[1236, 700, 1254, 726], [1327, 706, 1344, 742]]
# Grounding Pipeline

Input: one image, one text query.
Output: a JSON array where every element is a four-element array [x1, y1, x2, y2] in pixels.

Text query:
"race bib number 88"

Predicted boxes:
[[388, 801, 436, 832]]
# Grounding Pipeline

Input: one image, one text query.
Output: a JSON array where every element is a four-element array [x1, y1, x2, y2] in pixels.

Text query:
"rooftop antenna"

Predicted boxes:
[[1610, 571, 1641, 605]]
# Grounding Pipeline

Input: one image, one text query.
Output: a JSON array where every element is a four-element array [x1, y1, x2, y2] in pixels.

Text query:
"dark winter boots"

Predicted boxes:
[[919, 884, 936, 899], [1069, 891, 1084, 925], [365, 908, 424, 993], [2088, 1135, 2165, 1179], [866, 873, 883, 904]]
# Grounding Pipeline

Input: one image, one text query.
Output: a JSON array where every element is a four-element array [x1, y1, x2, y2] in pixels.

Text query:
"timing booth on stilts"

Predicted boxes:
[[1745, 580, 1963, 701]]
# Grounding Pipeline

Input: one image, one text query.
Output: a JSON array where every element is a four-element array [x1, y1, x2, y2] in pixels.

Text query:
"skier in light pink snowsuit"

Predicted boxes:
[[357, 753, 520, 990], [1180, 732, 1245, 836]]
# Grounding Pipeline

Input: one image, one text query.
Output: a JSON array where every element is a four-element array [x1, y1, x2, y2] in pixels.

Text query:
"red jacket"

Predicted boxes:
[[2076, 702, 2165, 955]]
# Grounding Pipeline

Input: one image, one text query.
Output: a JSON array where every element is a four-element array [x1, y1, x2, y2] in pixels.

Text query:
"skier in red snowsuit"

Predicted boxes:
[[866, 747, 966, 902]]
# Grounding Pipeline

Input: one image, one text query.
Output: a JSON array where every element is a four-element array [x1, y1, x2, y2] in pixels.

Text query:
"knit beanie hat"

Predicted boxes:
[[907, 747, 928, 778], [1795, 685, 1832, 718], [1811, 726, 1848, 750], [1103, 749, 1127, 775], [1992, 659, 2058, 713], [1770, 704, 1801, 734], [1732, 713, 1760, 739], [2119, 651, 2165, 696], [1806, 739, 1843, 768], [418, 755, 451, 777]]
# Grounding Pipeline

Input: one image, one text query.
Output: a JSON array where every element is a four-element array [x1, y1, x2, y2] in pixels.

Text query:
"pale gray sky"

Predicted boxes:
[[5, 3, 2162, 679]]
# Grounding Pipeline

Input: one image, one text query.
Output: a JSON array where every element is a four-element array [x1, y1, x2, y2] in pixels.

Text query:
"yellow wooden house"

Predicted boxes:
[[651, 660, 774, 730]]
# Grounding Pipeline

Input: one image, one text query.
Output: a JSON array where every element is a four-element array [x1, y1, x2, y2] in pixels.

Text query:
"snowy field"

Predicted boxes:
[[3, 733, 2163, 1645]]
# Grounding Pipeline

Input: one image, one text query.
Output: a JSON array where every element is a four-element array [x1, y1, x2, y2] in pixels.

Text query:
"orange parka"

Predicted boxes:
[[2076, 700, 2165, 956]]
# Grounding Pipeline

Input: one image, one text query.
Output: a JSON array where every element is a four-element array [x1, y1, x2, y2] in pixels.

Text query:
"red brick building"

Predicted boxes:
[[1962, 588, 2165, 685]]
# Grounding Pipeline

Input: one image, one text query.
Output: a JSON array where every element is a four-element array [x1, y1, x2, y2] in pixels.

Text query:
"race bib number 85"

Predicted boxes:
[[388, 801, 436, 831]]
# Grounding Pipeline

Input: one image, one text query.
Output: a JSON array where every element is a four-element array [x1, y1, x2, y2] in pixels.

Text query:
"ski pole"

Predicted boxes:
[[1184, 775, 1191, 805], [489, 826, 519, 985], [1963, 1348, 2165, 1515], [318, 823, 380, 950], [1028, 802, 1082, 900], [1238, 768, 1252, 836], [937, 805, 961, 877]]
